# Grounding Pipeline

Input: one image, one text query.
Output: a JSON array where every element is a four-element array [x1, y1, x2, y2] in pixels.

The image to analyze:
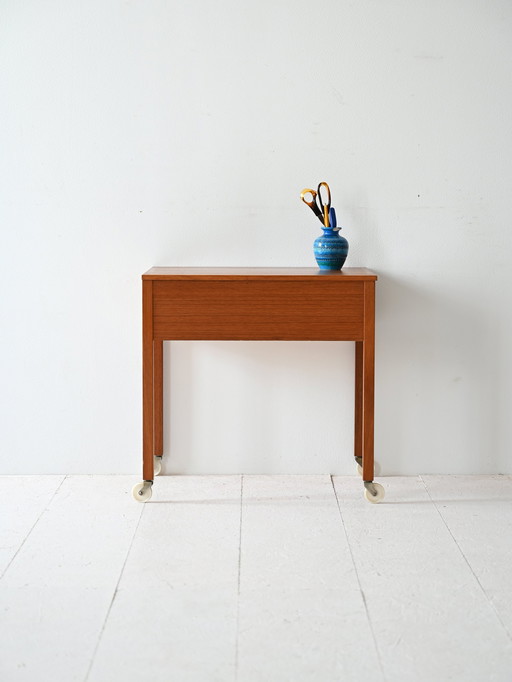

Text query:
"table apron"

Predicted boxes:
[[152, 280, 365, 341]]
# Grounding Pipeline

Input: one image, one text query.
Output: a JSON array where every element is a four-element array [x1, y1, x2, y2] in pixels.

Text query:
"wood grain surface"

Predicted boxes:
[[153, 280, 365, 341]]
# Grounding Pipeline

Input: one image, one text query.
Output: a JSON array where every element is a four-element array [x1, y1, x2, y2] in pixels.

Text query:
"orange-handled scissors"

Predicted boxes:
[[300, 188, 323, 224], [300, 182, 332, 227]]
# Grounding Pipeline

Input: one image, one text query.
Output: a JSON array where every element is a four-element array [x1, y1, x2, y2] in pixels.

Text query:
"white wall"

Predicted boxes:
[[1, 0, 511, 475]]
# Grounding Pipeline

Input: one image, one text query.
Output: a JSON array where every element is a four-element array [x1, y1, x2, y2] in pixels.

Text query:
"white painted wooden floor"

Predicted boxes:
[[0, 475, 511, 682]]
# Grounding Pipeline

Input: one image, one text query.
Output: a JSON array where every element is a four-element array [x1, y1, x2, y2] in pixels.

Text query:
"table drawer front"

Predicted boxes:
[[153, 280, 364, 340]]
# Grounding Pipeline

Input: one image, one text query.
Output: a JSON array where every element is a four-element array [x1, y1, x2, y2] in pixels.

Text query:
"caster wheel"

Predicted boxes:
[[154, 456, 162, 476], [364, 482, 385, 504], [132, 481, 153, 502]]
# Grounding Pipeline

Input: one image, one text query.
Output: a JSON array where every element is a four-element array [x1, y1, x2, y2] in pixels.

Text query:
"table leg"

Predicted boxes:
[[362, 281, 375, 482], [154, 339, 163, 457], [142, 280, 154, 481], [354, 341, 363, 465]]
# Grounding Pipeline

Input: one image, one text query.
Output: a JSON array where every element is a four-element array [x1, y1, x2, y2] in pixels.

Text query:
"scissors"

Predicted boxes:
[[300, 182, 332, 227]]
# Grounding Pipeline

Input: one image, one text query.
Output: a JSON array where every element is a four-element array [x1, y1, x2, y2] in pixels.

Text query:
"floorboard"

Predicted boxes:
[[87, 476, 242, 682], [0, 475, 64, 577], [332, 476, 512, 682], [237, 475, 382, 681], [422, 474, 512, 640], [0, 476, 142, 682]]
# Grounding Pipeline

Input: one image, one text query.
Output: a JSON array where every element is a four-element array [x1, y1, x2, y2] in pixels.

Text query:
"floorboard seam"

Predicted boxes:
[[234, 474, 244, 682], [419, 475, 512, 643], [0, 474, 67, 582], [330, 476, 387, 682], [83, 500, 146, 682]]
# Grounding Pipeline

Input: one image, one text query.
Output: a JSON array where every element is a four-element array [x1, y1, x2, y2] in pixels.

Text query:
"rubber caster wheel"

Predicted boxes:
[[364, 482, 385, 504], [132, 481, 153, 502], [154, 456, 162, 476]]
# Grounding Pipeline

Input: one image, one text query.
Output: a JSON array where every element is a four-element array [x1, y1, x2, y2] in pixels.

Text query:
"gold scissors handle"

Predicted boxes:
[[317, 182, 331, 227], [300, 188, 324, 224]]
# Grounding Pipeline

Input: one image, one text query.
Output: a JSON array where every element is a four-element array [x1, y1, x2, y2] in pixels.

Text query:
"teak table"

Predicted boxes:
[[133, 267, 384, 503]]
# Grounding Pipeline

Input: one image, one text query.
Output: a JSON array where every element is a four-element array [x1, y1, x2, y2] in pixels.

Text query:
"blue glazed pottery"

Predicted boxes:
[[313, 227, 349, 270]]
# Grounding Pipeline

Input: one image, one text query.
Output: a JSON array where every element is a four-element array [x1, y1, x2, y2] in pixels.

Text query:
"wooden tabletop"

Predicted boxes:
[[143, 267, 377, 281]]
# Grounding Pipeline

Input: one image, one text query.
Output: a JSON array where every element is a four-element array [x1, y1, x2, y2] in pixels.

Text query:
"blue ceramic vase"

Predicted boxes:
[[313, 227, 349, 270]]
